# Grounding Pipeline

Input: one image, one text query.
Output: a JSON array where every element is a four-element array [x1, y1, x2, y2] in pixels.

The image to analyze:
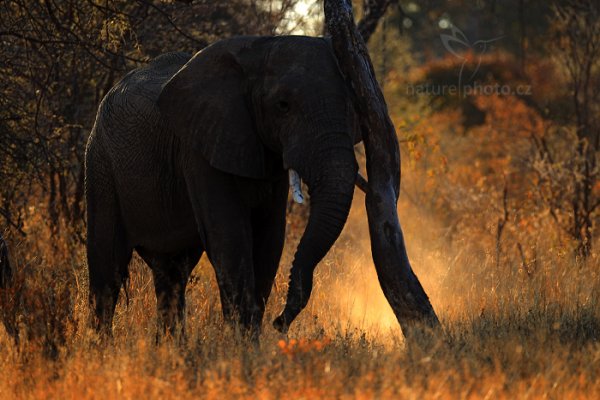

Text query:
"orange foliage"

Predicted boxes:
[[277, 337, 332, 357]]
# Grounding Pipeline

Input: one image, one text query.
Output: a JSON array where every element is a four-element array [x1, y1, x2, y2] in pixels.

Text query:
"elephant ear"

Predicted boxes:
[[158, 40, 266, 179]]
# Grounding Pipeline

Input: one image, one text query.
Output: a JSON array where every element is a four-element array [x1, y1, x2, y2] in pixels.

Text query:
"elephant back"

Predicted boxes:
[[99, 52, 191, 135], [93, 52, 191, 174]]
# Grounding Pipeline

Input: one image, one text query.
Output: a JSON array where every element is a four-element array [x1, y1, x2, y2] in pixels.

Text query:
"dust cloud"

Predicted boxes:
[[309, 190, 465, 343]]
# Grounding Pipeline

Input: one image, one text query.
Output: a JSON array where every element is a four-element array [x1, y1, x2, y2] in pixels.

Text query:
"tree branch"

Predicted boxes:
[[356, 0, 397, 43]]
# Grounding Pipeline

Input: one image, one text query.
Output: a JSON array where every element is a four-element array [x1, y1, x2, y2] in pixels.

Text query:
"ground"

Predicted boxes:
[[1, 191, 600, 399]]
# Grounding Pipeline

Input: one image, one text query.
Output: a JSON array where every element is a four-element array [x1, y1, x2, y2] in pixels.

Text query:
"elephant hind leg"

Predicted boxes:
[[86, 152, 132, 335], [88, 233, 131, 335], [138, 247, 202, 340]]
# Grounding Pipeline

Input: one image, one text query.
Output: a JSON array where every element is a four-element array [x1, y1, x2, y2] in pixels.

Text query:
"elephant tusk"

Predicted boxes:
[[289, 169, 304, 204]]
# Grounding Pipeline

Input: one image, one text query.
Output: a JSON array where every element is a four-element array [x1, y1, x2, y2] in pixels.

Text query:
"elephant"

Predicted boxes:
[[85, 35, 362, 337]]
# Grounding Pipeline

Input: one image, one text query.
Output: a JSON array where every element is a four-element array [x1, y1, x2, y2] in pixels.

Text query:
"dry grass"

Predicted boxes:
[[1, 191, 600, 399]]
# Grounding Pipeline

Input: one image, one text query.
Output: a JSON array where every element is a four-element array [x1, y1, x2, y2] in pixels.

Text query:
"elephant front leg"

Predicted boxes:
[[251, 176, 288, 323], [197, 200, 262, 334], [185, 159, 262, 337], [207, 224, 262, 336]]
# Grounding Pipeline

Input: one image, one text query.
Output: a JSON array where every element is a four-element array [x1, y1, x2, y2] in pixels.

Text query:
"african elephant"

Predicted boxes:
[[85, 36, 361, 337]]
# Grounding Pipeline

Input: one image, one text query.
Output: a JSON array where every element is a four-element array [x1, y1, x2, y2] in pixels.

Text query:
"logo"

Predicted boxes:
[[440, 25, 503, 89]]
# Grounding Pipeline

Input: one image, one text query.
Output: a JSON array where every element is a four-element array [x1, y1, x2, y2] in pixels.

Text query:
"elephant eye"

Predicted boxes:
[[277, 100, 290, 114]]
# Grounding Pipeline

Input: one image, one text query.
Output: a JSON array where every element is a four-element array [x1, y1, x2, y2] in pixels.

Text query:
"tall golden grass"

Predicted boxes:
[[1, 187, 600, 399]]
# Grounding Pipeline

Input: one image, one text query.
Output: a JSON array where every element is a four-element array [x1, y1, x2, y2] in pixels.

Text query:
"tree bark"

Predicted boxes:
[[324, 0, 440, 336]]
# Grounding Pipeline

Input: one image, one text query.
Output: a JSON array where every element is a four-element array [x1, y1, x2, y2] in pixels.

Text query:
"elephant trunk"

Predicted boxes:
[[274, 134, 357, 333]]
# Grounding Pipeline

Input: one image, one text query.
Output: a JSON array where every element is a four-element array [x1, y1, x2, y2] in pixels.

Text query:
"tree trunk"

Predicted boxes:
[[324, 0, 440, 337]]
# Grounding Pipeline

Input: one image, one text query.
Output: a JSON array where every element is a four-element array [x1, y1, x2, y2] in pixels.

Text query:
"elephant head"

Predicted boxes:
[[158, 36, 359, 332]]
